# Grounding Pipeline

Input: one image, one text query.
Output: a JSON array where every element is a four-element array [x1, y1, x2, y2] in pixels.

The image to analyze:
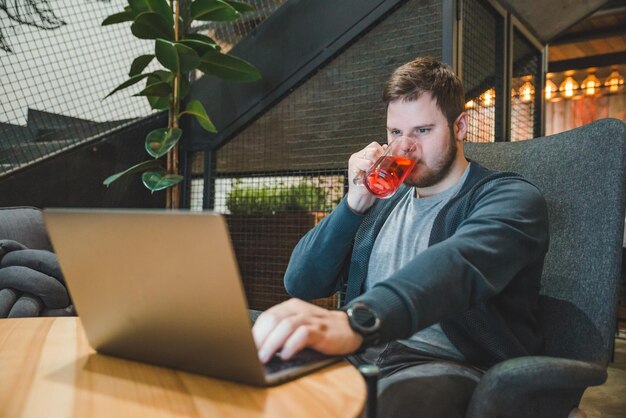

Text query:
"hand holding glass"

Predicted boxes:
[[353, 137, 417, 199]]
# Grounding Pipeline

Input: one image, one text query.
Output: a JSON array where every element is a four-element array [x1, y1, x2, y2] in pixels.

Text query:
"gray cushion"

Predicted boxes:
[[0, 240, 27, 255], [0, 266, 69, 308], [8, 294, 43, 318], [0, 207, 53, 251], [0, 288, 18, 317], [0, 237, 73, 317], [1, 249, 65, 283]]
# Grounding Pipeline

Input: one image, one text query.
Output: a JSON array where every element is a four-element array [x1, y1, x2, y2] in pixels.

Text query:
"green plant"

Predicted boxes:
[[226, 182, 331, 214], [101, 0, 260, 207]]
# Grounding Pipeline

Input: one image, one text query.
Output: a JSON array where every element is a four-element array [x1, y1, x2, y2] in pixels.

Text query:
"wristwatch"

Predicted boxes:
[[344, 302, 381, 348]]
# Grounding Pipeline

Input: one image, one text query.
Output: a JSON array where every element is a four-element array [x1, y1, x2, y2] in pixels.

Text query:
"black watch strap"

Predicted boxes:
[[343, 302, 382, 348]]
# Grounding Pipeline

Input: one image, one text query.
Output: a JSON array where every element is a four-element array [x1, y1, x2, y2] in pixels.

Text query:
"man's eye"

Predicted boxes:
[[391, 130, 401, 135], [418, 128, 430, 134]]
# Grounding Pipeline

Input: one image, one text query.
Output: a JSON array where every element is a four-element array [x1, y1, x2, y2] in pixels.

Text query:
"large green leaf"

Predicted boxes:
[[185, 33, 220, 50], [198, 50, 261, 82], [145, 128, 183, 158], [131, 12, 174, 40], [128, 0, 174, 25], [179, 75, 191, 101], [151, 70, 173, 82], [175, 43, 201, 72], [142, 170, 184, 192], [128, 0, 150, 15], [147, 95, 169, 110], [129, 54, 154, 76], [145, 70, 189, 99], [155, 39, 200, 73], [135, 81, 171, 97], [224, 1, 255, 13], [185, 33, 218, 45], [102, 11, 133, 26], [103, 160, 163, 186], [147, 0, 174, 25], [103, 73, 150, 99], [178, 39, 219, 57], [179, 100, 216, 132], [191, 0, 240, 21], [146, 96, 169, 109], [145, 71, 172, 109], [154, 39, 178, 72]]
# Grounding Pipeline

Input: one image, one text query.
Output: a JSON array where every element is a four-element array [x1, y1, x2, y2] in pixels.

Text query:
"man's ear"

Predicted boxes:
[[455, 112, 468, 141]]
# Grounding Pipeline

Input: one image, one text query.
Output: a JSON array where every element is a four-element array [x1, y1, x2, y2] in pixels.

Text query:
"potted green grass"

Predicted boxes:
[[225, 181, 338, 310]]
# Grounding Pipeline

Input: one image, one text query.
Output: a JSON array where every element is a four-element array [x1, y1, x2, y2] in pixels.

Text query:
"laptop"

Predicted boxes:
[[43, 208, 339, 386]]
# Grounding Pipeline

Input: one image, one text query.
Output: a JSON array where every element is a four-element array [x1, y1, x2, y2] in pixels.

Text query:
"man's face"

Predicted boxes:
[[386, 93, 461, 188]]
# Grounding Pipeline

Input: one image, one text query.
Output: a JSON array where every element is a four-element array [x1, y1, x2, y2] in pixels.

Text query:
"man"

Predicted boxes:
[[252, 57, 549, 417]]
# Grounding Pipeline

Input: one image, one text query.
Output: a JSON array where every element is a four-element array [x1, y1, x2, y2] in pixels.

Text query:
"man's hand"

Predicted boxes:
[[252, 298, 363, 363], [347, 141, 386, 213]]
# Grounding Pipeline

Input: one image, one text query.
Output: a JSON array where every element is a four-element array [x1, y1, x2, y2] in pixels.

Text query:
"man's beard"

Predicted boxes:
[[404, 127, 458, 188]]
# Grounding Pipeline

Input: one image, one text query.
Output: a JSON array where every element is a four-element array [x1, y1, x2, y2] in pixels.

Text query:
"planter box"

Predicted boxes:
[[225, 213, 337, 311]]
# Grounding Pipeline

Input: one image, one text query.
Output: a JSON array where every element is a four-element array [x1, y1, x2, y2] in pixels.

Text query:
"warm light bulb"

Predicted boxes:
[[519, 81, 534, 103], [465, 100, 475, 109], [559, 76, 579, 98], [481, 88, 495, 106], [545, 79, 557, 100], [604, 70, 624, 94], [581, 73, 601, 96]]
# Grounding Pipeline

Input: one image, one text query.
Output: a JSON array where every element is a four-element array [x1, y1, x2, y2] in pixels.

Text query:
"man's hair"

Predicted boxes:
[[383, 57, 465, 126]]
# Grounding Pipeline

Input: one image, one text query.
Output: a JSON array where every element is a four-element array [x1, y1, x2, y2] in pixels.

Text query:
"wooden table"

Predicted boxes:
[[0, 317, 365, 418]]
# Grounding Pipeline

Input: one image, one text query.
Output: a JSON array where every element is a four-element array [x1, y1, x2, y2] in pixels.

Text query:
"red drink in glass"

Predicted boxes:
[[364, 155, 416, 198]]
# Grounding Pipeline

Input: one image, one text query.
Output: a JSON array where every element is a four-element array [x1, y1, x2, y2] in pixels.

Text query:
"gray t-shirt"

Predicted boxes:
[[366, 164, 471, 360]]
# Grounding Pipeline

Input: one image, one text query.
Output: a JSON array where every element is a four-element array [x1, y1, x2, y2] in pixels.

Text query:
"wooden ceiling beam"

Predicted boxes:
[[548, 51, 626, 72], [551, 27, 626, 45]]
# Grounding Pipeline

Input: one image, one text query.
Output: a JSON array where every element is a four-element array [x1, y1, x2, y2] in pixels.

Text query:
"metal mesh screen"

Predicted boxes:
[[511, 27, 541, 141], [0, 0, 284, 176], [462, 0, 504, 142], [218, 171, 345, 310], [0, 0, 155, 174], [192, 0, 286, 53], [202, 0, 443, 310]]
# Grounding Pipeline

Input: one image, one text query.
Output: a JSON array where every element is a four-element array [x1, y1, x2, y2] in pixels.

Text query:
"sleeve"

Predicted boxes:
[[351, 178, 550, 343], [284, 198, 366, 299]]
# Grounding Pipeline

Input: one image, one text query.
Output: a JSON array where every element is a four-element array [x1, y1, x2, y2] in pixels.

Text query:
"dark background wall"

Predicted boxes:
[[0, 116, 166, 209], [213, 0, 442, 175]]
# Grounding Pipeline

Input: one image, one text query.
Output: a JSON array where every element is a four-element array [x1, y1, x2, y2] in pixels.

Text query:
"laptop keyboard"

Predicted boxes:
[[249, 310, 334, 375], [264, 348, 332, 374]]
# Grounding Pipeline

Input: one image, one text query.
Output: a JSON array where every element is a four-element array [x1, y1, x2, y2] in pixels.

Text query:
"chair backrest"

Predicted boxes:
[[464, 118, 626, 366], [0, 206, 53, 251]]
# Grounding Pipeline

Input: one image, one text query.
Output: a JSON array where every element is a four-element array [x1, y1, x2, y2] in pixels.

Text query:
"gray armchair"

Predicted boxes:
[[463, 118, 626, 417], [0, 206, 53, 251], [0, 206, 74, 317]]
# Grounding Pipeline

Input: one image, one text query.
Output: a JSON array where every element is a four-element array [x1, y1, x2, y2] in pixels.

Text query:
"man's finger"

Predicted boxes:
[[252, 311, 279, 350], [258, 316, 301, 363], [252, 299, 306, 349], [280, 325, 315, 360]]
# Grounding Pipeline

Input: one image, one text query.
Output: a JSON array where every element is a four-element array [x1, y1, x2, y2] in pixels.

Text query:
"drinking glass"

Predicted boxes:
[[353, 137, 417, 199]]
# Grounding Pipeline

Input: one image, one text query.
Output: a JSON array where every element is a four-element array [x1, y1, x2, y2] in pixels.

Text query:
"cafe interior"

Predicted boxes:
[[0, 0, 624, 417]]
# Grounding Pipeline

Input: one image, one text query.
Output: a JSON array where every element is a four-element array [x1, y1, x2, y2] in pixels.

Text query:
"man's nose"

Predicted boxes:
[[398, 138, 418, 156]]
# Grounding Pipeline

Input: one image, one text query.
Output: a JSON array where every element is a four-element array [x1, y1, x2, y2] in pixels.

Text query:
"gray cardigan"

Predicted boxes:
[[284, 162, 550, 368]]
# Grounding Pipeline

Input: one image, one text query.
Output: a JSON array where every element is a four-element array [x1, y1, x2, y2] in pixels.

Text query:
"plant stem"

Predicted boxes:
[[167, 0, 181, 209]]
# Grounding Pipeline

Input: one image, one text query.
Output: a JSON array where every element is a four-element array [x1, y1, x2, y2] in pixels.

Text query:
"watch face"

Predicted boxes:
[[346, 303, 381, 347], [349, 304, 380, 334], [353, 307, 377, 328]]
